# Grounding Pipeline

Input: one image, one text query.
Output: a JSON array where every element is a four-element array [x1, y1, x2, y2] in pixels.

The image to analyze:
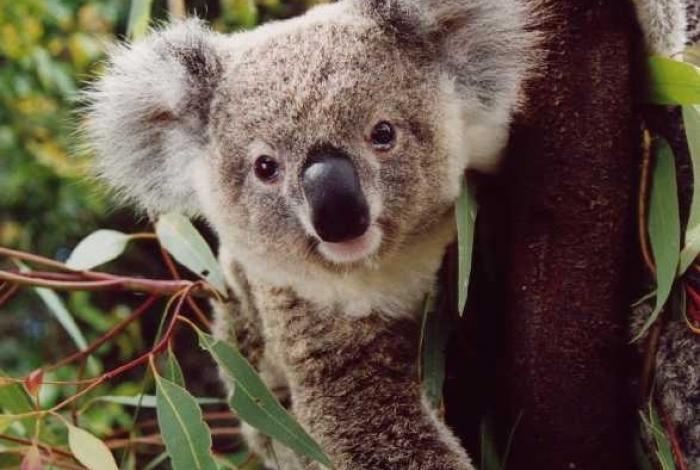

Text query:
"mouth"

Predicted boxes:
[[317, 225, 382, 264]]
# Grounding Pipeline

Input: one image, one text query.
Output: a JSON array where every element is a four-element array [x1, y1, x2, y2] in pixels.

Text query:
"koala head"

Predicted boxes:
[[87, 0, 533, 295]]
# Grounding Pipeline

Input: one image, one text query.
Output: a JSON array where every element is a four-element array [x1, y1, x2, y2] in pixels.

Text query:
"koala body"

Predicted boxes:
[[88, 1, 533, 467], [87, 0, 695, 468]]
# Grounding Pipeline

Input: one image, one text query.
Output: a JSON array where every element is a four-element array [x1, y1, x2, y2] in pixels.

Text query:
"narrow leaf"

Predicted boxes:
[[195, 329, 332, 468], [679, 104, 700, 274], [420, 292, 449, 409], [165, 345, 186, 387], [127, 0, 154, 40], [156, 213, 227, 294], [155, 374, 218, 470], [635, 139, 681, 341], [0, 375, 36, 435], [65, 230, 131, 271], [67, 424, 119, 470], [647, 56, 700, 105], [455, 181, 478, 315], [480, 416, 502, 470]]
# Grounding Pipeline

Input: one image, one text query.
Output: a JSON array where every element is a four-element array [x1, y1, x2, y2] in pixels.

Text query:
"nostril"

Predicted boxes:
[[312, 199, 370, 243]]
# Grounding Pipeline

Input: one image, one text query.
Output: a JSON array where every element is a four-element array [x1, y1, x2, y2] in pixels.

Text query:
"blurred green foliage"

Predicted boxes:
[[0, 0, 125, 256]]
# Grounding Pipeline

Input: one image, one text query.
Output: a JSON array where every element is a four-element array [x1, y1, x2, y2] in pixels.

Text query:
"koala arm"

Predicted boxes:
[[255, 286, 473, 470]]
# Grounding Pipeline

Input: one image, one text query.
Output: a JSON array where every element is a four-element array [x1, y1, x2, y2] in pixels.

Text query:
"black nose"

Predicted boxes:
[[301, 148, 370, 243]]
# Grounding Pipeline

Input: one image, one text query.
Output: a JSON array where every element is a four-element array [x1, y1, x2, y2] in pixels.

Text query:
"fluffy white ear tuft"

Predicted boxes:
[[85, 19, 223, 216], [631, 0, 687, 56], [358, 0, 537, 172]]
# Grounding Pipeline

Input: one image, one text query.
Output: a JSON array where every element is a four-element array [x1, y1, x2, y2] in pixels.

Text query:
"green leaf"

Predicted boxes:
[[480, 416, 502, 470], [640, 403, 677, 470], [647, 56, 700, 105], [679, 104, 700, 274], [156, 213, 227, 295], [165, 345, 186, 387], [0, 376, 36, 436], [65, 229, 131, 271], [67, 424, 119, 470], [195, 329, 332, 468], [155, 374, 218, 470], [420, 292, 449, 409], [127, 0, 154, 40], [635, 139, 681, 341], [455, 181, 478, 315]]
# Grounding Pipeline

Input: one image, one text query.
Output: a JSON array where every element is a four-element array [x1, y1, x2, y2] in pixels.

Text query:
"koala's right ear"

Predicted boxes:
[[85, 19, 223, 216]]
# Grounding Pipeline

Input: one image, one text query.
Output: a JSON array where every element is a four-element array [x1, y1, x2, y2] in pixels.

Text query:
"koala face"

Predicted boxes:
[[200, 17, 460, 273], [87, 0, 533, 304]]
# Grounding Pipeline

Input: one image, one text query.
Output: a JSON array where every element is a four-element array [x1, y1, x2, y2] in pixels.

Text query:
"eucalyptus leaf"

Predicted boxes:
[[679, 104, 700, 274], [155, 374, 218, 470], [156, 213, 227, 295], [455, 181, 478, 315], [127, 0, 154, 40], [195, 329, 332, 468], [635, 139, 681, 341], [165, 345, 186, 387], [67, 424, 119, 470], [65, 229, 131, 271], [647, 56, 700, 105], [420, 292, 449, 409]]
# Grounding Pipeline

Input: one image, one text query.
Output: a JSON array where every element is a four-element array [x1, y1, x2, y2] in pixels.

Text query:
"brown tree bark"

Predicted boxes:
[[446, 2, 644, 469]]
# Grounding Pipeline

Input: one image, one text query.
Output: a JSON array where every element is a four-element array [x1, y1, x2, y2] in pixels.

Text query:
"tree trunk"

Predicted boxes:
[[446, 2, 644, 469]]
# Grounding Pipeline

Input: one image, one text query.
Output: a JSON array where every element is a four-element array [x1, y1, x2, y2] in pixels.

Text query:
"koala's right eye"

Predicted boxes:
[[254, 155, 280, 183]]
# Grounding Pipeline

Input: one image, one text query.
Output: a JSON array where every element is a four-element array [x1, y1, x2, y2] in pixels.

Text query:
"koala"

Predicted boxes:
[[85, 0, 695, 468], [86, 1, 534, 468]]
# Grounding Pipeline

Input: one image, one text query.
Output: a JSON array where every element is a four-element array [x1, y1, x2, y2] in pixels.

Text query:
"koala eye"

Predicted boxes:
[[254, 155, 280, 183], [370, 121, 396, 151]]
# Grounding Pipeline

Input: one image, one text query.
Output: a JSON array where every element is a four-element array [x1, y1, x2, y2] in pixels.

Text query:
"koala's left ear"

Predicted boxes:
[[85, 19, 223, 216], [359, 0, 536, 170]]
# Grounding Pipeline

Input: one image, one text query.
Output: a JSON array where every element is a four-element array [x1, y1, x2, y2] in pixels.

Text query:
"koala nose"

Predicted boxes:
[[301, 149, 370, 243]]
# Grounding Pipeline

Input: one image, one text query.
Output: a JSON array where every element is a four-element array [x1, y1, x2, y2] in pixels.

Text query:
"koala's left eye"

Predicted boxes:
[[369, 121, 396, 151]]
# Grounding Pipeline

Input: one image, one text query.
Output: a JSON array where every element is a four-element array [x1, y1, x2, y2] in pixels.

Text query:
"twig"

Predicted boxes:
[[0, 433, 73, 459], [46, 295, 159, 372], [160, 247, 212, 328], [0, 268, 214, 298], [0, 283, 19, 308], [46, 287, 193, 413], [659, 405, 689, 470], [105, 427, 239, 450]]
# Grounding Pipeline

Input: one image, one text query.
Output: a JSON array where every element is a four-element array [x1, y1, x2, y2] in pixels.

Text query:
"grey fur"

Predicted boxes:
[[631, 0, 688, 54], [85, 1, 692, 468], [631, 304, 700, 470], [656, 321, 700, 469]]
